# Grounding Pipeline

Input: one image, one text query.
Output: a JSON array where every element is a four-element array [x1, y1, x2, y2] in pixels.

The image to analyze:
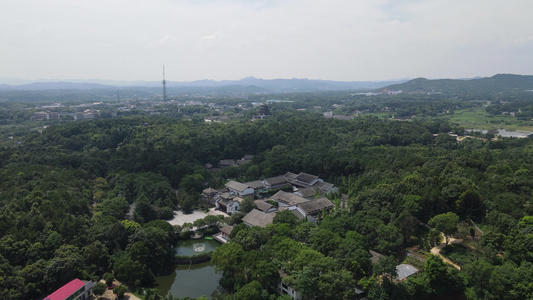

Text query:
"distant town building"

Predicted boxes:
[[259, 103, 270, 116]]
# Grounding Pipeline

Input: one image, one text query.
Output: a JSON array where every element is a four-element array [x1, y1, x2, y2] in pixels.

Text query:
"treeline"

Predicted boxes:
[[0, 110, 532, 299], [485, 100, 533, 119]]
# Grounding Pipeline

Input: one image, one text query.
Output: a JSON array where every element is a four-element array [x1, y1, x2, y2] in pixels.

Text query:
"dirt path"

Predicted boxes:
[[96, 280, 142, 300], [430, 233, 462, 270]]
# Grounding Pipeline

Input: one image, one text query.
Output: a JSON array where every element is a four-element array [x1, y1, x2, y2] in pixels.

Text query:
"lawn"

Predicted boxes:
[[447, 107, 533, 131]]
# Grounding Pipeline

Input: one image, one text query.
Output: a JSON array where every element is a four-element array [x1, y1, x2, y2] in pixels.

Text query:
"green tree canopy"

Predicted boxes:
[[429, 212, 459, 245]]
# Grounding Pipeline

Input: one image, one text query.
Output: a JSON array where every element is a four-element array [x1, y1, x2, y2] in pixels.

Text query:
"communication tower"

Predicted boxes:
[[162, 65, 167, 101]]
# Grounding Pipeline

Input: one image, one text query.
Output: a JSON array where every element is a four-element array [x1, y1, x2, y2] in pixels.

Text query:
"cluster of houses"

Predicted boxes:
[[206, 172, 419, 300], [31, 109, 104, 121], [44, 171, 417, 300], [272, 250, 418, 300], [208, 171, 338, 243]]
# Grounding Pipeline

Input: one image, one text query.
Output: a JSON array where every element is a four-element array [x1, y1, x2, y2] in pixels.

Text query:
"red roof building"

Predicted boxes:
[[44, 278, 94, 300]]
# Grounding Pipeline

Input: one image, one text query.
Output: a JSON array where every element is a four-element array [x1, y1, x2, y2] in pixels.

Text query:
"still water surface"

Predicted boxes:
[[466, 128, 533, 138], [154, 238, 225, 299], [175, 239, 221, 256], [154, 261, 225, 299]]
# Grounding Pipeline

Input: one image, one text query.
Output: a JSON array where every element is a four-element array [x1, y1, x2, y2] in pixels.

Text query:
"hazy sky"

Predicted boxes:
[[2, 0, 532, 82]]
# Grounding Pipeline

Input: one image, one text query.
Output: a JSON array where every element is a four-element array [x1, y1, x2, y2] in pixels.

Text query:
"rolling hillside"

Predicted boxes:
[[379, 74, 533, 94]]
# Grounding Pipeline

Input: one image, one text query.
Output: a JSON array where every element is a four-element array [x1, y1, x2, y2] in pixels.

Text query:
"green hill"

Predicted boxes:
[[379, 74, 533, 94]]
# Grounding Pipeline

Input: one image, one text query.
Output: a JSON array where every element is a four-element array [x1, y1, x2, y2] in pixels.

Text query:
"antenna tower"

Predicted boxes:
[[162, 65, 167, 102]]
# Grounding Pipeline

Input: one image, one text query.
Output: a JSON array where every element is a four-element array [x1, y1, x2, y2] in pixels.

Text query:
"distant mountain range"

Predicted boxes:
[[0, 77, 406, 92], [378, 74, 533, 94], [1, 74, 532, 95]]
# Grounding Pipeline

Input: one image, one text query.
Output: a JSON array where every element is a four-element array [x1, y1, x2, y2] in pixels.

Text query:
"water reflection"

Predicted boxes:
[[466, 128, 533, 138], [175, 239, 221, 256], [154, 261, 226, 299]]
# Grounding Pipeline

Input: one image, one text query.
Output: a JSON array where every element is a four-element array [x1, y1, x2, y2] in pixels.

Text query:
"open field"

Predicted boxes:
[[365, 112, 393, 119], [447, 107, 533, 131]]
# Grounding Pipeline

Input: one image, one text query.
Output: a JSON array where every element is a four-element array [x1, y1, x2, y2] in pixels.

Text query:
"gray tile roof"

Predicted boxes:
[[369, 250, 385, 264], [242, 209, 275, 228], [295, 172, 318, 184], [235, 159, 250, 166], [254, 200, 275, 212], [317, 181, 335, 192], [271, 191, 309, 206], [283, 172, 298, 181], [225, 180, 250, 193], [297, 198, 335, 215], [396, 264, 419, 280], [220, 225, 233, 235], [219, 192, 232, 200], [263, 175, 289, 187], [245, 180, 266, 189], [202, 187, 218, 195], [219, 159, 236, 167], [297, 187, 321, 198], [290, 209, 305, 220]]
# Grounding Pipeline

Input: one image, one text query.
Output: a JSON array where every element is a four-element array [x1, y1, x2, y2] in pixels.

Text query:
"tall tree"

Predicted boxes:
[[429, 212, 459, 245]]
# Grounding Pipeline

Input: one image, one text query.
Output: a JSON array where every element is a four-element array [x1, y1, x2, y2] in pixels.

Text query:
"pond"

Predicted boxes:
[[153, 238, 225, 299], [154, 261, 226, 299], [466, 128, 533, 138], [175, 238, 221, 256]]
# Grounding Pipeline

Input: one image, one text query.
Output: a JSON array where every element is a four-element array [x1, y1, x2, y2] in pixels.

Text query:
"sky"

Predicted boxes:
[[1, 0, 533, 82]]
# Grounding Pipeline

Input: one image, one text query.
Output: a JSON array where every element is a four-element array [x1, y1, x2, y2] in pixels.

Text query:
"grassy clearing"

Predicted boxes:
[[447, 107, 533, 131], [364, 112, 394, 119], [440, 243, 476, 266], [404, 254, 426, 271]]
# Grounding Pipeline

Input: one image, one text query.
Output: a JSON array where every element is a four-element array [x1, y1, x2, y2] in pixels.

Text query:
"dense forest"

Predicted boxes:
[[1, 102, 533, 299]]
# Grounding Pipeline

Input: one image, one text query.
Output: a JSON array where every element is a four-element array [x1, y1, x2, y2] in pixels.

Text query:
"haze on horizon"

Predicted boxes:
[[1, 0, 532, 83]]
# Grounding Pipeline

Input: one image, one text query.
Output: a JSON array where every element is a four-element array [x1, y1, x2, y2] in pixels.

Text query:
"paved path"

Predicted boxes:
[[430, 233, 462, 270], [167, 208, 227, 226]]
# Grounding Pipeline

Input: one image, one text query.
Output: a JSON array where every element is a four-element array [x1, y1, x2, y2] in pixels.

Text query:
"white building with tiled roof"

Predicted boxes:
[[289, 197, 335, 223], [254, 200, 278, 213], [225, 180, 254, 196], [270, 191, 309, 207], [263, 175, 290, 189], [294, 172, 320, 186]]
